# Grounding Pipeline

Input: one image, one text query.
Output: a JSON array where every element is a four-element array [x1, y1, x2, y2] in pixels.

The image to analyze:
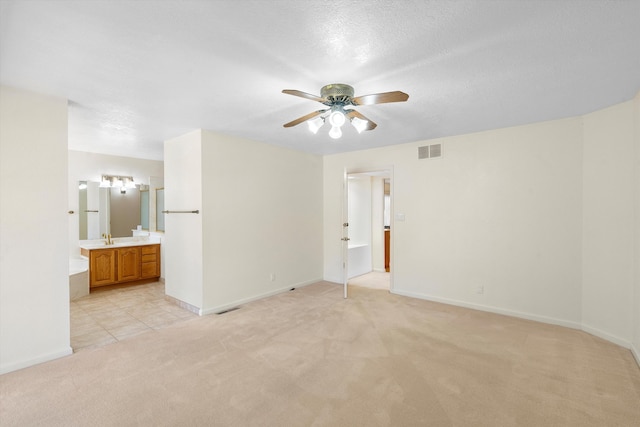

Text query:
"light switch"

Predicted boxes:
[[395, 213, 405, 222]]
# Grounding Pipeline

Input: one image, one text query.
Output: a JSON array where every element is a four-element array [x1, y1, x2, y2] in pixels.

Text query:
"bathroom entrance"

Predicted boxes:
[[343, 168, 393, 295]]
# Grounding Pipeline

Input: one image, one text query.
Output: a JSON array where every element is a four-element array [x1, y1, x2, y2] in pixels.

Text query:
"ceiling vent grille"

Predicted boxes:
[[418, 143, 443, 160]]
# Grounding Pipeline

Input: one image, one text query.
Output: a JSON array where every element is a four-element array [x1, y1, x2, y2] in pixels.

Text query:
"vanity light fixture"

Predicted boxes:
[[99, 176, 111, 188], [100, 175, 136, 192]]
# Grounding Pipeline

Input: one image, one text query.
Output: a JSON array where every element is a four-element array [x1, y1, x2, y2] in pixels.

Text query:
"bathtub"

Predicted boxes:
[[69, 256, 89, 300]]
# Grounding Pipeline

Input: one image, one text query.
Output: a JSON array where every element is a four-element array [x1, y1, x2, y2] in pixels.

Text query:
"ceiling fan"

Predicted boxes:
[[282, 83, 409, 139]]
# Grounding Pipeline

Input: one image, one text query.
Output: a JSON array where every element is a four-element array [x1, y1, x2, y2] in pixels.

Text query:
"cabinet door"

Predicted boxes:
[[118, 247, 141, 282], [90, 249, 117, 287]]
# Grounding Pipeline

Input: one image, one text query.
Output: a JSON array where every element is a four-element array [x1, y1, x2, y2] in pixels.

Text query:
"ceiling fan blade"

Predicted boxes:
[[345, 110, 377, 130], [282, 89, 327, 103], [283, 110, 327, 128], [352, 91, 409, 106]]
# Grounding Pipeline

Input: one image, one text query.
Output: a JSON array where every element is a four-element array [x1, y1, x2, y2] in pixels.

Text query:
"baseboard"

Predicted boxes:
[[373, 268, 386, 273], [0, 346, 73, 375], [390, 288, 582, 331], [165, 294, 200, 315], [631, 342, 640, 369], [580, 324, 631, 349], [200, 278, 323, 316]]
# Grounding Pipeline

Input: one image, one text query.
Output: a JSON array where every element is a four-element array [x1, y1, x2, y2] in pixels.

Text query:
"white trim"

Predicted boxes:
[[165, 294, 199, 315], [390, 288, 640, 355], [373, 268, 387, 273], [580, 324, 631, 349], [390, 288, 582, 330], [199, 278, 322, 316], [0, 346, 73, 375], [632, 343, 640, 368]]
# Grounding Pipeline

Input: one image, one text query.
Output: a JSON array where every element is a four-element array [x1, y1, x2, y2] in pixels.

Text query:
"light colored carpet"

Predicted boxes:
[[1, 281, 639, 426]]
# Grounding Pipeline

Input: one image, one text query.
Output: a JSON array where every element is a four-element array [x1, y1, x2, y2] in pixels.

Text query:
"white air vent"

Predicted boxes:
[[418, 143, 443, 160]]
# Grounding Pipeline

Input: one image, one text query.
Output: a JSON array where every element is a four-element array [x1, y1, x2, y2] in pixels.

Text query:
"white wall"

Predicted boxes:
[[633, 92, 640, 363], [0, 85, 71, 374], [325, 117, 584, 328], [68, 150, 164, 254], [164, 130, 323, 315], [200, 130, 323, 313], [164, 130, 204, 310], [582, 101, 636, 347]]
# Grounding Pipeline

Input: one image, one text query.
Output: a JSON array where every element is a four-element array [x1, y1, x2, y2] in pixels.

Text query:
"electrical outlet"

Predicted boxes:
[[269, 273, 276, 282], [476, 285, 484, 295]]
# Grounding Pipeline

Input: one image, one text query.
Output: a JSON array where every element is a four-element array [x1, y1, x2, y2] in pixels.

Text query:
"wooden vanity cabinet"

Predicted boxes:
[[118, 247, 141, 282], [140, 245, 160, 279], [82, 244, 161, 288], [88, 248, 118, 287]]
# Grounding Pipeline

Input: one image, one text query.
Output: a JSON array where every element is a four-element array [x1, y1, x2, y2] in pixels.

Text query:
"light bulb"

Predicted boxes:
[[307, 116, 324, 134], [351, 117, 368, 133], [123, 177, 136, 188], [328, 110, 345, 127], [328, 126, 342, 139]]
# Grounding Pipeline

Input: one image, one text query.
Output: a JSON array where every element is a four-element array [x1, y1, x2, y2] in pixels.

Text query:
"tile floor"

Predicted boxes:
[[70, 281, 197, 352]]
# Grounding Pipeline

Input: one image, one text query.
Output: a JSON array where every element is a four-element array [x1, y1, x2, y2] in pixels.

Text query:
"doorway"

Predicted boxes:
[[344, 169, 392, 294]]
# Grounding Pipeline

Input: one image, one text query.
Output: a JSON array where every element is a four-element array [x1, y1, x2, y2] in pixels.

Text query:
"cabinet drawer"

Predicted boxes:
[[141, 253, 157, 263], [141, 262, 158, 278], [141, 245, 158, 255]]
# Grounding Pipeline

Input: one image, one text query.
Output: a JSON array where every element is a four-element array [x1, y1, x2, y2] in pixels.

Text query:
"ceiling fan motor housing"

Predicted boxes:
[[321, 84, 354, 105]]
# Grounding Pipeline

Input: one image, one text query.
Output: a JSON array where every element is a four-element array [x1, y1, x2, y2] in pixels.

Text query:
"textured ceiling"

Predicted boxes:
[[1, 0, 639, 160]]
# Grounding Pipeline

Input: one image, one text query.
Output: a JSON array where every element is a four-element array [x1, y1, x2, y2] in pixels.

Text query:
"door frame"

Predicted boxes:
[[342, 165, 395, 297]]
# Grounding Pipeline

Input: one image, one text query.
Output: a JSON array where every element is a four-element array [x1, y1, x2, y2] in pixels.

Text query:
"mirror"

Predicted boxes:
[[140, 189, 149, 230], [156, 188, 165, 232], [79, 181, 143, 239]]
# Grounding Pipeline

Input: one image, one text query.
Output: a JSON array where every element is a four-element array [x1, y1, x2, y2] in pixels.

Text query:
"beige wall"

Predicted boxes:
[[582, 100, 636, 346], [325, 117, 584, 327], [0, 85, 71, 374], [634, 92, 640, 363], [164, 130, 204, 309], [164, 130, 324, 314], [325, 97, 640, 352]]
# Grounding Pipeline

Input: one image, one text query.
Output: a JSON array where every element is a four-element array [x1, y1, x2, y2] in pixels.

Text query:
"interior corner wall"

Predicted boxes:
[[0, 85, 71, 374], [324, 117, 584, 327], [582, 101, 635, 347], [68, 150, 164, 255], [199, 130, 323, 313], [163, 130, 204, 310]]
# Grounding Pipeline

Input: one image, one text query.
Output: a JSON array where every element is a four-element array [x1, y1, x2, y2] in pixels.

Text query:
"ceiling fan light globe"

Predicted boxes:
[[351, 117, 368, 133], [328, 126, 342, 139], [307, 117, 324, 134], [328, 110, 346, 127]]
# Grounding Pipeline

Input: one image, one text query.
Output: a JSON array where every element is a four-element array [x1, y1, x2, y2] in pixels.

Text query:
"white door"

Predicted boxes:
[[342, 168, 349, 298]]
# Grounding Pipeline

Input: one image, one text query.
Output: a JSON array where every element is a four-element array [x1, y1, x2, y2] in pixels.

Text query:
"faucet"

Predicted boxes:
[[102, 233, 113, 245]]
